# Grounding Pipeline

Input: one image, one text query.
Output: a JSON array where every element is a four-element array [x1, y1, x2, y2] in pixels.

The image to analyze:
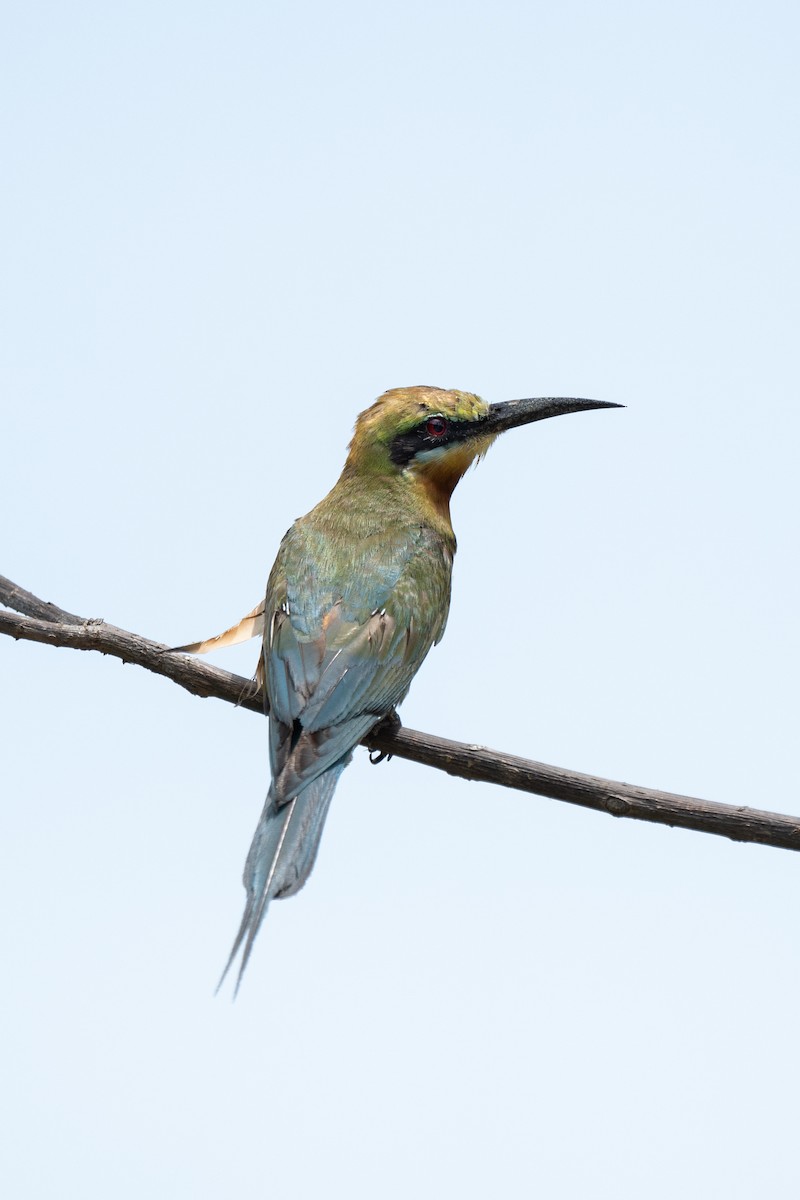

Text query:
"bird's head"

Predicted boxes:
[[345, 385, 621, 516]]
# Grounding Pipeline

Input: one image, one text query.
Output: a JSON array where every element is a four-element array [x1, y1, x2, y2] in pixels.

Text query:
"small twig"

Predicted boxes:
[[0, 603, 262, 711], [0, 575, 85, 625], [2, 574, 799, 854]]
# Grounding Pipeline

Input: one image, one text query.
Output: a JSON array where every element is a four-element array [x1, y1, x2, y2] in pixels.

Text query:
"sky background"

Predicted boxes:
[[2, 2, 799, 1196]]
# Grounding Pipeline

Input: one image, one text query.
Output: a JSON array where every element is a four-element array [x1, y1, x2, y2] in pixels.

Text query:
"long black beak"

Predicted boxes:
[[483, 396, 623, 435]]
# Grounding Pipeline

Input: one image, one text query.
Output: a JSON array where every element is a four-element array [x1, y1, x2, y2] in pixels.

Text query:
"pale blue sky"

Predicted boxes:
[[2, 2, 799, 1197]]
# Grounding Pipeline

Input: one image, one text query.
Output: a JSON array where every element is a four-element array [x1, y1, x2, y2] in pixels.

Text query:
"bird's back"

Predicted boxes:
[[265, 476, 455, 789]]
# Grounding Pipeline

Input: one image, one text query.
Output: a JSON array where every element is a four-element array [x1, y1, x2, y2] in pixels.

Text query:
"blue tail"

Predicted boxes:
[[218, 756, 350, 994]]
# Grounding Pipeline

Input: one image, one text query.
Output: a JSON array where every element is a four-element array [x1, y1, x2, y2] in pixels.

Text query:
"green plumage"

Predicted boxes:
[[263, 475, 454, 806]]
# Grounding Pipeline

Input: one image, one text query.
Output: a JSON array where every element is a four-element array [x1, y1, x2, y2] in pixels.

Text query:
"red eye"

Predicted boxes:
[[426, 416, 448, 438]]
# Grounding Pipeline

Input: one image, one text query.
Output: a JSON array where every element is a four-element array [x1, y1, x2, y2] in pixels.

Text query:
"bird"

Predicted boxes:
[[178, 386, 620, 991]]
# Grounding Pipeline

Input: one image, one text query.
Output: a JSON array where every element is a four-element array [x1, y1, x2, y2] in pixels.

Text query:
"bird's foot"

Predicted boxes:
[[367, 709, 402, 764]]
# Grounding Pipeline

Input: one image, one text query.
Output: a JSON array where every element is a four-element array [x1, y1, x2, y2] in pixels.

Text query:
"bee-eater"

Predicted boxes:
[[181, 386, 619, 990]]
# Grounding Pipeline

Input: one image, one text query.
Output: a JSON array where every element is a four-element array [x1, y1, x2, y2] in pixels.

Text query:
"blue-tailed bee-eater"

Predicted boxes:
[[179, 386, 620, 989]]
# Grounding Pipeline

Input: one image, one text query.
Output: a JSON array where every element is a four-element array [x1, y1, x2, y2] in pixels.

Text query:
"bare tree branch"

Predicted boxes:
[[3, 574, 799, 853]]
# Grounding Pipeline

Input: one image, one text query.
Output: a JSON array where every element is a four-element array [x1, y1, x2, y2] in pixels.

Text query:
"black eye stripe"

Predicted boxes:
[[390, 421, 450, 466], [389, 416, 483, 467]]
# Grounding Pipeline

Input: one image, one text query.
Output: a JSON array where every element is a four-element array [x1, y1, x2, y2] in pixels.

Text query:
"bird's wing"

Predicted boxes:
[[264, 522, 452, 804]]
